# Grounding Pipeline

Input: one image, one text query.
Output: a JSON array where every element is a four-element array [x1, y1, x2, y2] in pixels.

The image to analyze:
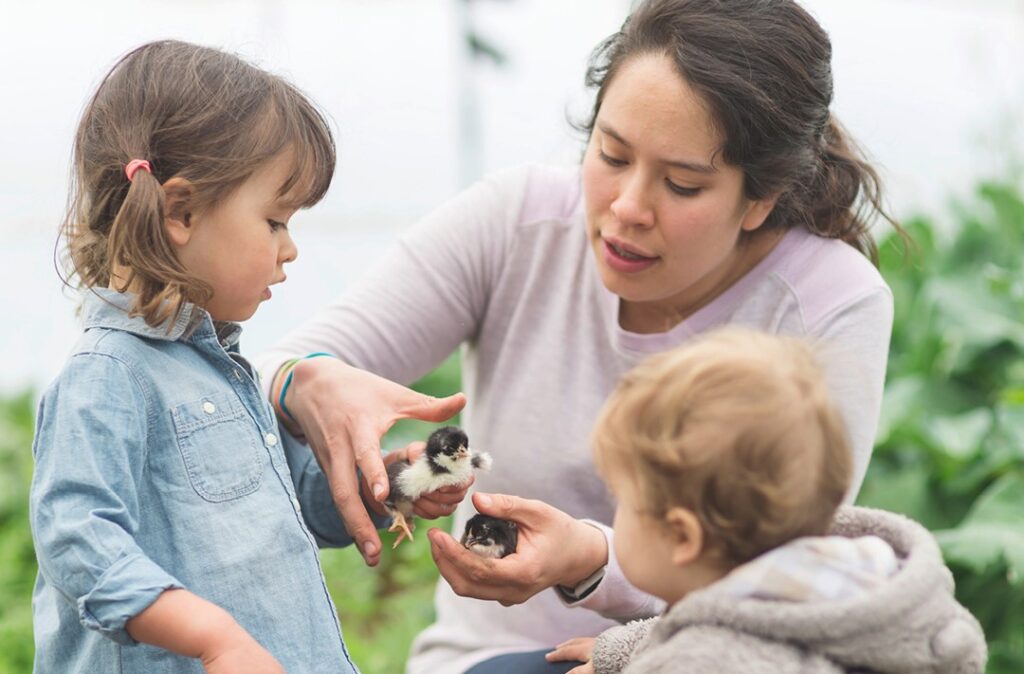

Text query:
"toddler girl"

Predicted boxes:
[[548, 329, 986, 673], [30, 40, 441, 673]]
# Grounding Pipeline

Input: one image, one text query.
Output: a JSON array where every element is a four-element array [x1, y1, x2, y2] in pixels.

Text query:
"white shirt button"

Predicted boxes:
[[265, 433, 278, 447], [202, 402, 216, 414]]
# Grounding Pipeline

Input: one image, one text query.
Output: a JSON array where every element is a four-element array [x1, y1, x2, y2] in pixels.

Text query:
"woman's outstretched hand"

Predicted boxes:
[[428, 493, 609, 606], [284, 357, 466, 566]]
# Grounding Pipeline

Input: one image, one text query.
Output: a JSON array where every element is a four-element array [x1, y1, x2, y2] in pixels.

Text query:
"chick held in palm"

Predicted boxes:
[[384, 426, 491, 548], [461, 514, 518, 559]]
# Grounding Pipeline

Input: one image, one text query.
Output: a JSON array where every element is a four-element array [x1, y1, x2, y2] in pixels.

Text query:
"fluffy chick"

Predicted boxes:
[[460, 514, 518, 559], [384, 426, 491, 548]]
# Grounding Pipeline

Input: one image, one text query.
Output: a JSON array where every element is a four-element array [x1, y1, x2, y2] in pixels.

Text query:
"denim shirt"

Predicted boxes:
[[30, 290, 380, 673]]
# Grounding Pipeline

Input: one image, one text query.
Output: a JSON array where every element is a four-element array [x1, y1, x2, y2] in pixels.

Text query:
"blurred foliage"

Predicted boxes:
[[858, 181, 1024, 673], [0, 392, 36, 674], [4, 184, 1024, 672], [323, 352, 462, 674]]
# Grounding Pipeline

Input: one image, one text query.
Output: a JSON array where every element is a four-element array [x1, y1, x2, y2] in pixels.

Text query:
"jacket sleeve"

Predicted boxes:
[[592, 619, 657, 674], [278, 425, 392, 547], [29, 353, 184, 645]]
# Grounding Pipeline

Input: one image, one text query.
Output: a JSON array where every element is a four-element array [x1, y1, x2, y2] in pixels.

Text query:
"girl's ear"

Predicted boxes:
[[739, 193, 780, 232], [162, 177, 195, 247], [664, 507, 705, 567]]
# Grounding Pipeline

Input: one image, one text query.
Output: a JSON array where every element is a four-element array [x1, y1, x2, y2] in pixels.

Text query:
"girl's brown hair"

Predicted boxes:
[[62, 40, 335, 327], [592, 329, 852, 567], [581, 0, 901, 263]]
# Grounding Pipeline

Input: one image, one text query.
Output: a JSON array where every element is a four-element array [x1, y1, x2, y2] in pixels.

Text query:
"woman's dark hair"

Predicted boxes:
[[62, 40, 336, 327], [581, 0, 901, 262]]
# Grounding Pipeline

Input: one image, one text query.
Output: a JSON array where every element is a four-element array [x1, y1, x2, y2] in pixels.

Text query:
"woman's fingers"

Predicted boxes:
[[427, 528, 543, 605], [318, 431, 384, 566], [396, 391, 467, 423]]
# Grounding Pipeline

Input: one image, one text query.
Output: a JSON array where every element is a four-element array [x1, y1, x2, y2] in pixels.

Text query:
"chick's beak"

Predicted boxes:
[[457, 446, 469, 459]]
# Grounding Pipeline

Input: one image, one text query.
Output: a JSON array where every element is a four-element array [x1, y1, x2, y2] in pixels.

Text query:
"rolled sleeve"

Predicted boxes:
[[30, 352, 182, 645], [77, 553, 183, 645]]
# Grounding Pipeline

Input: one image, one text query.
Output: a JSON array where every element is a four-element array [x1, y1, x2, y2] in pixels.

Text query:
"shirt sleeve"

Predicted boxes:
[[278, 424, 392, 547], [29, 353, 184, 645], [252, 167, 527, 393], [808, 287, 894, 500]]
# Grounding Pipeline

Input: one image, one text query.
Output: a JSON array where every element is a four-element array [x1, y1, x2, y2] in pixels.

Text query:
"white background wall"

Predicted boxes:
[[1, 0, 1022, 393]]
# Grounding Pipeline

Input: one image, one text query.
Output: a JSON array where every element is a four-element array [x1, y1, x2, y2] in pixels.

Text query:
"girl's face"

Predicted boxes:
[[582, 53, 777, 333], [174, 153, 299, 322]]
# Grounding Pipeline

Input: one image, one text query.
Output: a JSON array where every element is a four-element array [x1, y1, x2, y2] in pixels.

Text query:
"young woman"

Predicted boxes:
[[256, 1, 902, 672]]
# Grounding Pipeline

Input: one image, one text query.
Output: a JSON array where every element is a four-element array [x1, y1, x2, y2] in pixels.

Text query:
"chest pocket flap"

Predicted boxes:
[[172, 392, 264, 502]]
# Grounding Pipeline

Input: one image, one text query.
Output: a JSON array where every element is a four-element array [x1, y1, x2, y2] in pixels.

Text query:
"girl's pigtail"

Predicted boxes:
[[106, 162, 208, 329]]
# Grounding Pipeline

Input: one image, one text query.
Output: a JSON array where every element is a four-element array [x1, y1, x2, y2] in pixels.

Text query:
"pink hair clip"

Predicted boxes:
[[125, 159, 152, 182]]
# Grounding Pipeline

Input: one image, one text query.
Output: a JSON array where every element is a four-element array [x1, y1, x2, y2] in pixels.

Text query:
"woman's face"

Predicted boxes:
[[582, 53, 776, 331]]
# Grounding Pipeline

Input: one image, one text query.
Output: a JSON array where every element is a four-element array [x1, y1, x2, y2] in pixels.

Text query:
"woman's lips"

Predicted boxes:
[[602, 238, 659, 274]]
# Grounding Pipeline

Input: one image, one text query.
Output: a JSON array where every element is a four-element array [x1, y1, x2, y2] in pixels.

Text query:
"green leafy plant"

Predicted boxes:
[[0, 393, 37, 674], [860, 181, 1024, 672]]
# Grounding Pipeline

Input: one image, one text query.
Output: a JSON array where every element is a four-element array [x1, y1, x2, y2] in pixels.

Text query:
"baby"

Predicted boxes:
[[548, 328, 986, 673]]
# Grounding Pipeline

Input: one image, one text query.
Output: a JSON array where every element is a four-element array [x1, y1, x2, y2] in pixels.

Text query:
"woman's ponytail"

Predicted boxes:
[[804, 118, 893, 264]]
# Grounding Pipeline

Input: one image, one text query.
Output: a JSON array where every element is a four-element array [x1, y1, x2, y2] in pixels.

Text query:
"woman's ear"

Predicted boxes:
[[162, 177, 195, 247], [664, 507, 705, 567]]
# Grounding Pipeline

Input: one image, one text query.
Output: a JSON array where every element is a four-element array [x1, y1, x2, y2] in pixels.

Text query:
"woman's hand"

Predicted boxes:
[[546, 637, 596, 674], [362, 441, 473, 519], [283, 357, 465, 566], [427, 493, 609, 606]]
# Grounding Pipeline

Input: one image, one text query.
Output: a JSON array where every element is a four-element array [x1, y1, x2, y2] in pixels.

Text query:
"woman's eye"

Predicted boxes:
[[665, 180, 701, 197], [599, 150, 628, 168], [267, 219, 287, 231]]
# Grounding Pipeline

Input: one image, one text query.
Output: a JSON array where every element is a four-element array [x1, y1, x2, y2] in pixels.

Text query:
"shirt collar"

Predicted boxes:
[[81, 288, 242, 348]]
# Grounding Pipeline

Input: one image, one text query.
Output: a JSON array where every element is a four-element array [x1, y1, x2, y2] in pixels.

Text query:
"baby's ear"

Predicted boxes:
[[664, 507, 705, 567], [162, 177, 195, 247]]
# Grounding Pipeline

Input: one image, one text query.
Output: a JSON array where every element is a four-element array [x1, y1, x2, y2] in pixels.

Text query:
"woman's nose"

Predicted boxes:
[[609, 171, 655, 228]]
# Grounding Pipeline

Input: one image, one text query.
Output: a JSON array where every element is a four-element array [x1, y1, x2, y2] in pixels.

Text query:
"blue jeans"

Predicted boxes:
[[465, 649, 584, 674]]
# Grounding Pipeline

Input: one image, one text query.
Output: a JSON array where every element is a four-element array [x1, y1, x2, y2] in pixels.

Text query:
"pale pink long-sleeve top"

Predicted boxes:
[[254, 164, 893, 674]]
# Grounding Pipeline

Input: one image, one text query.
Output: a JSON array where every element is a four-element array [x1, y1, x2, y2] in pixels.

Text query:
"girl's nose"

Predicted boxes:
[[609, 171, 655, 228], [280, 230, 298, 264]]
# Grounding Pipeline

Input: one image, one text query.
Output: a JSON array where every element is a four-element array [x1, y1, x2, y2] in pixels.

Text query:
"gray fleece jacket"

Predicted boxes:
[[593, 506, 986, 674]]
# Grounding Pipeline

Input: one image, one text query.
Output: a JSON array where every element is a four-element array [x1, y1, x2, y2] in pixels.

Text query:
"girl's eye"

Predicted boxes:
[[267, 219, 287, 231], [665, 180, 701, 197], [599, 150, 628, 168]]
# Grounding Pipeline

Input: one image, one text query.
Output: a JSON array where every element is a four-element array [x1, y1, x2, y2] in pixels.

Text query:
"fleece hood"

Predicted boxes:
[[646, 506, 987, 673]]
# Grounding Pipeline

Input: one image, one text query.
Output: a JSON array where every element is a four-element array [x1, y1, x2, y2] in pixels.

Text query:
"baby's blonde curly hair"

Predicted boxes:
[[593, 328, 852, 566]]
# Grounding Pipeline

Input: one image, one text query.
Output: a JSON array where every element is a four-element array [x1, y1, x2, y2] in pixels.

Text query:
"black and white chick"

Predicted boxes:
[[460, 514, 518, 559], [384, 426, 491, 548]]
